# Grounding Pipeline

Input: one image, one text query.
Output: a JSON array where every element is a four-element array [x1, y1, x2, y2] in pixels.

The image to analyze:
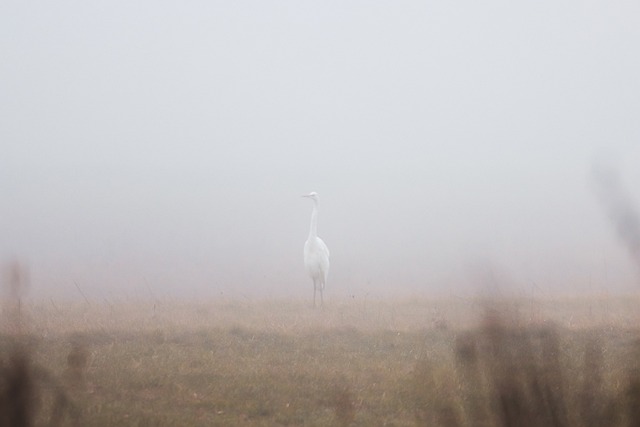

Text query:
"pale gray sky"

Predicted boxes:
[[1, 1, 640, 299]]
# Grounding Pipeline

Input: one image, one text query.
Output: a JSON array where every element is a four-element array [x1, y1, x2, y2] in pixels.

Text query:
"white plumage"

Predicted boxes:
[[302, 192, 330, 307]]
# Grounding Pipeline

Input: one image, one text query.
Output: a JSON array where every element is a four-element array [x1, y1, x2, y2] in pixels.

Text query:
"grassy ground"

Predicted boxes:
[[2, 295, 640, 426]]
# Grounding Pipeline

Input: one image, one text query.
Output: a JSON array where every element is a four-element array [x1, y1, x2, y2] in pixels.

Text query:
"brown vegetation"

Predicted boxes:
[[1, 295, 640, 425]]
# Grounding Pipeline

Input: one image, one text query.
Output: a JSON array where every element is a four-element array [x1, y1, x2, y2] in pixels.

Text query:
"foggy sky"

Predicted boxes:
[[2, 1, 640, 300]]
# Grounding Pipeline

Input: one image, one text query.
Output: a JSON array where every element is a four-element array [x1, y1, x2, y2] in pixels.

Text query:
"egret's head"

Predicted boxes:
[[302, 192, 319, 202]]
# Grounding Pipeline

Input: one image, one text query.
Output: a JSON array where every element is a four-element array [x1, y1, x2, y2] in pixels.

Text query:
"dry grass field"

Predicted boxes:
[[3, 294, 640, 426]]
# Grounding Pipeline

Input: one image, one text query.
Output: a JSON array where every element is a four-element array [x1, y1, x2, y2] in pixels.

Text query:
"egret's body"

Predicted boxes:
[[303, 192, 330, 307]]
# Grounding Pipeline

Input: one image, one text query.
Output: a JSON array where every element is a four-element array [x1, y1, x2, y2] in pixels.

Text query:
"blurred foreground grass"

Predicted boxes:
[[3, 295, 640, 426]]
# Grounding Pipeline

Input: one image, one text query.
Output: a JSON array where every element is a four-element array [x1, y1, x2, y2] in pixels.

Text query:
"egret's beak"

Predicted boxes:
[[302, 194, 310, 198]]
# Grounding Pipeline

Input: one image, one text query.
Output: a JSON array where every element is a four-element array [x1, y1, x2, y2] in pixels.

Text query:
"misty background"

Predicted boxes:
[[1, 1, 639, 300]]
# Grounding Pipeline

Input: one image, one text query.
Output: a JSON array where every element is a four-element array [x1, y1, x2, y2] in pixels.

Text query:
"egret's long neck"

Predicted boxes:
[[308, 200, 318, 239]]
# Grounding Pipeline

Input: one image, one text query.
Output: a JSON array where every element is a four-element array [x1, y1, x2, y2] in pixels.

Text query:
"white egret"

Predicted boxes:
[[302, 192, 330, 307]]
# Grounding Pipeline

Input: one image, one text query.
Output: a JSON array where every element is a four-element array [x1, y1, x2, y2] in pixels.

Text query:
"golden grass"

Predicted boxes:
[[2, 295, 640, 426]]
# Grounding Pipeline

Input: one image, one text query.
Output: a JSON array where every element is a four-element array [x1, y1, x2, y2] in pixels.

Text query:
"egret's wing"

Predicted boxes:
[[317, 237, 330, 258]]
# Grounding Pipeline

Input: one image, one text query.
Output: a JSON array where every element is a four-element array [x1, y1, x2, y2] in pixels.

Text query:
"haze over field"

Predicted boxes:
[[1, 1, 640, 300]]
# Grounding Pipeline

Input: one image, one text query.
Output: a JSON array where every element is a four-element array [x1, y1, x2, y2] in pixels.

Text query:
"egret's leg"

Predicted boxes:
[[313, 280, 317, 308]]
